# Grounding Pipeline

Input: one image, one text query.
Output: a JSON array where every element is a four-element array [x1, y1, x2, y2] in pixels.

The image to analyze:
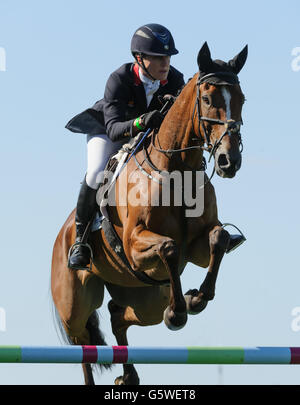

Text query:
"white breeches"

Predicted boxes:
[[86, 134, 125, 189]]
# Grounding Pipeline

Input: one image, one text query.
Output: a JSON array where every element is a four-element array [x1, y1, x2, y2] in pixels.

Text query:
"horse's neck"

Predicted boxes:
[[151, 75, 203, 171]]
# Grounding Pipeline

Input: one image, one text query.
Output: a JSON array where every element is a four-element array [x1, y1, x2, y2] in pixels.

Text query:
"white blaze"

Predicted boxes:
[[221, 87, 231, 120]]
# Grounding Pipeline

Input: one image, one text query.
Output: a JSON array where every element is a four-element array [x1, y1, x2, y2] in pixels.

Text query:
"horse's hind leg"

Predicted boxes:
[[108, 300, 140, 385], [82, 363, 94, 385], [106, 283, 170, 385], [81, 311, 108, 385], [185, 225, 230, 314], [52, 247, 108, 385]]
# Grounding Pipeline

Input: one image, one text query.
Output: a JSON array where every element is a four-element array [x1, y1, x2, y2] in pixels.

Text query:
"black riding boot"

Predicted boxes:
[[68, 177, 98, 270], [227, 234, 246, 253]]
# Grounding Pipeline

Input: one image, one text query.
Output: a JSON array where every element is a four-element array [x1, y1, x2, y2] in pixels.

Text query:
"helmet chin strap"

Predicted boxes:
[[135, 53, 158, 83]]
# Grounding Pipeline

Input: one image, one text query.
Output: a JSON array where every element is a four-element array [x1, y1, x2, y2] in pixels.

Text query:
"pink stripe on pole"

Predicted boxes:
[[113, 346, 128, 363], [82, 346, 98, 363], [290, 347, 300, 364]]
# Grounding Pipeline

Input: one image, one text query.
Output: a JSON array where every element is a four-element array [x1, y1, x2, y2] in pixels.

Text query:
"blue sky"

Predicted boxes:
[[1, 0, 300, 385]]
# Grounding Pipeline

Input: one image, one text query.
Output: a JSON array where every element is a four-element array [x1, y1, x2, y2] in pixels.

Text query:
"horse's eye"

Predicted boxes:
[[202, 95, 210, 105]]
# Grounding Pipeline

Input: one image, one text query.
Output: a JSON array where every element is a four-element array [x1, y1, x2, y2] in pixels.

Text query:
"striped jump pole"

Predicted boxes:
[[0, 346, 300, 365]]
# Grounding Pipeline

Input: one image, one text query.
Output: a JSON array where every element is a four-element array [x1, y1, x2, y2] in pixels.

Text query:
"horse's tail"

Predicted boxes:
[[52, 304, 112, 372]]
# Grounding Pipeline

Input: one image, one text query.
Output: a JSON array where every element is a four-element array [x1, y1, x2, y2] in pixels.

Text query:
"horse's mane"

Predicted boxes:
[[175, 75, 195, 98]]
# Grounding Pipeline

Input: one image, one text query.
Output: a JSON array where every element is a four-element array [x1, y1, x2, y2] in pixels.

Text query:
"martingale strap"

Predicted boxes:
[[101, 218, 171, 286]]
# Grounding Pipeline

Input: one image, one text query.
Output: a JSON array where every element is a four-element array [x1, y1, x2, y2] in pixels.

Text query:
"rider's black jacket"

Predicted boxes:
[[65, 63, 185, 142]]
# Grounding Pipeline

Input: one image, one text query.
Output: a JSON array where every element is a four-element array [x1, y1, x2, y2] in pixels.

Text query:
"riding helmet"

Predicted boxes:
[[131, 23, 179, 56]]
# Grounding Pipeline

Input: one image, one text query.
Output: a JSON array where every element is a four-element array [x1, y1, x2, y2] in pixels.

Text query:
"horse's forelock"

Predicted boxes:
[[212, 59, 232, 73]]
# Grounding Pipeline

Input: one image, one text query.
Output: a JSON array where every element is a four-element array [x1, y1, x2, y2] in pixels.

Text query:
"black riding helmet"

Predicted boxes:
[[131, 23, 179, 57], [131, 24, 179, 81]]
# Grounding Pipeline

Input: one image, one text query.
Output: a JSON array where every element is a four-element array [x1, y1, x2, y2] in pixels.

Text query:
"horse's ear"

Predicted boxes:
[[228, 45, 248, 74], [197, 42, 213, 72]]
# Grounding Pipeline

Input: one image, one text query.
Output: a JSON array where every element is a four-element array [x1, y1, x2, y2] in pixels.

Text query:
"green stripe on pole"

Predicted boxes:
[[0, 346, 22, 363], [187, 347, 245, 364]]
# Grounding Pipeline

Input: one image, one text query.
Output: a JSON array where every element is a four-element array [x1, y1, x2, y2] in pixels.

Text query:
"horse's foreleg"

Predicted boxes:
[[185, 225, 230, 314], [128, 227, 187, 330]]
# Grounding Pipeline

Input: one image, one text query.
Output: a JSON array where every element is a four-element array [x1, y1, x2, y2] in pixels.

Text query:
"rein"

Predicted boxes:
[[134, 71, 244, 186]]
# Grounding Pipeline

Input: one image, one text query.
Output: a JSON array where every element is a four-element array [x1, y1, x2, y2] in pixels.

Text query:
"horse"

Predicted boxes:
[[51, 42, 248, 385]]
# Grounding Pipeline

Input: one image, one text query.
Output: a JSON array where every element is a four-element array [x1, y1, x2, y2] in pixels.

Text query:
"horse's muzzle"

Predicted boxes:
[[215, 151, 242, 178]]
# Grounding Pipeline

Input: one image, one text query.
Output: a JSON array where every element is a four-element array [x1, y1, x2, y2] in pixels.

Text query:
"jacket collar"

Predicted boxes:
[[132, 63, 168, 86]]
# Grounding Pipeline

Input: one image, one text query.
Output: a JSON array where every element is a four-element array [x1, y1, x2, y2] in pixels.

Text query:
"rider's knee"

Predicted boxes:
[[86, 170, 104, 190]]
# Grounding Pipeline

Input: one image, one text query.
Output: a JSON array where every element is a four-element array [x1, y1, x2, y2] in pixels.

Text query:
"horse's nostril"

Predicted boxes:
[[218, 154, 229, 168]]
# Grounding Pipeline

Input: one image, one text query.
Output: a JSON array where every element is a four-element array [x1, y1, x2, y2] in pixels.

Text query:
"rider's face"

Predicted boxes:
[[138, 55, 171, 81]]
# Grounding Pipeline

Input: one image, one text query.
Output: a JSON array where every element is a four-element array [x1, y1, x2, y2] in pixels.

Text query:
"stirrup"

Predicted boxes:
[[222, 223, 246, 254], [67, 241, 94, 272]]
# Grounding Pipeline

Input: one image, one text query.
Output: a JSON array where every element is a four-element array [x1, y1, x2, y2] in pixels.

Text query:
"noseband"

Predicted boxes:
[[193, 72, 243, 162]]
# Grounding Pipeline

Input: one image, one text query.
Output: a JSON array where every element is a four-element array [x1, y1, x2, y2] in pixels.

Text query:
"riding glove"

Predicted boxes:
[[140, 110, 165, 130]]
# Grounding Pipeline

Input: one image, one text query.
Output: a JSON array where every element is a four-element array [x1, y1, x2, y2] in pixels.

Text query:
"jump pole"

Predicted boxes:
[[1, 346, 300, 365]]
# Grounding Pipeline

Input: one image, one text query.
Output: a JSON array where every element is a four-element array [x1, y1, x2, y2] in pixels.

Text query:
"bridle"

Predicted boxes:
[[134, 71, 244, 185], [193, 72, 244, 163]]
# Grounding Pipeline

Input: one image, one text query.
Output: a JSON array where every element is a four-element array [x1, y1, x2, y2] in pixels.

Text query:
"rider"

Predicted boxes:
[[66, 23, 185, 270]]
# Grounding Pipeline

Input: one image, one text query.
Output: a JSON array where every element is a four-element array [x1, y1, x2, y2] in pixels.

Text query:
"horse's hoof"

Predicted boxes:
[[115, 376, 125, 385], [114, 371, 140, 385], [163, 306, 187, 331], [184, 291, 208, 315], [114, 376, 139, 385]]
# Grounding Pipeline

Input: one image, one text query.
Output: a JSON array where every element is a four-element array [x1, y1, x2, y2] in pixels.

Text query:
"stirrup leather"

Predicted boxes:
[[67, 241, 94, 272]]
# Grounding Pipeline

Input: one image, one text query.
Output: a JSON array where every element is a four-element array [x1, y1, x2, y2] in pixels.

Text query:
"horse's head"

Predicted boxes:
[[196, 42, 247, 178]]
